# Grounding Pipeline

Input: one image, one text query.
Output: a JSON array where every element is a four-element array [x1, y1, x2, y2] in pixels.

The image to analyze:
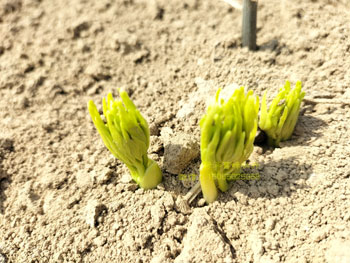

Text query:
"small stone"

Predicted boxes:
[[120, 173, 133, 184], [91, 168, 113, 185], [167, 213, 178, 226], [248, 231, 264, 261], [14, 84, 25, 94], [172, 20, 185, 29], [148, 1, 164, 20], [73, 153, 83, 162], [311, 227, 329, 242], [226, 225, 240, 240], [73, 21, 91, 38], [0, 254, 5, 263], [53, 252, 63, 262], [85, 200, 107, 227], [150, 204, 165, 227], [160, 193, 174, 212], [197, 198, 206, 207], [18, 97, 29, 109], [85, 63, 111, 82], [93, 236, 107, 247], [132, 49, 150, 64], [125, 183, 138, 192], [156, 183, 165, 191], [123, 232, 136, 250], [160, 127, 174, 141], [265, 218, 276, 231], [75, 170, 93, 188], [162, 132, 199, 174]]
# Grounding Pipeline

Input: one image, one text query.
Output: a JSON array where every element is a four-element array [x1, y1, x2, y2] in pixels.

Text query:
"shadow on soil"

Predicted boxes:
[[296, 113, 327, 141], [167, 113, 327, 205], [116, 113, 327, 208], [221, 114, 327, 203], [226, 155, 313, 202], [0, 161, 11, 215], [0, 138, 14, 214]]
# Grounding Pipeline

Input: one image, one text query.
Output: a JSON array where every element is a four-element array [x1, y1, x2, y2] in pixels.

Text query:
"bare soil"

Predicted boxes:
[[0, 0, 350, 262]]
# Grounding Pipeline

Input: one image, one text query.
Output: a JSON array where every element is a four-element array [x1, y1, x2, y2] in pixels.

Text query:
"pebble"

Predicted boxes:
[[75, 170, 93, 188], [162, 131, 199, 174], [85, 200, 107, 228], [265, 218, 276, 231], [0, 253, 6, 263], [197, 198, 206, 207], [150, 204, 165, 227], [91, 168, 113, 185], [93, 236, 107, 247], [249, 231, 264, 261]]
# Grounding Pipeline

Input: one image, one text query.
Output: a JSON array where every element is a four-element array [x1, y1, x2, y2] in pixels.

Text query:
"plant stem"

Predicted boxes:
[[267, 136, 279, 148], [200, 163, 218, 204]]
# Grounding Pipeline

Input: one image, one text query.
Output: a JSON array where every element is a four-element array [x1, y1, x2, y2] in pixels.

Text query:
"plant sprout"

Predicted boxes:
[[88, 90, 162, 189], [200, 87, 260, 203], [259, 81, 305, 147]]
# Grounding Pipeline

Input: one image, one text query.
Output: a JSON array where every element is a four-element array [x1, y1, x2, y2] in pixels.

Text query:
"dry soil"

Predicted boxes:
[[0, 0, 350, 262]]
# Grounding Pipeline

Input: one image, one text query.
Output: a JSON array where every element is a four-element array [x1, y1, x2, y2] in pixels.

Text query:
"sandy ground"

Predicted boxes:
[[0, 0, 350, 262]]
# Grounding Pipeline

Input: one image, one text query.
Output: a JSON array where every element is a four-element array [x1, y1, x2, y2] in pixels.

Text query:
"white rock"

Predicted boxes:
[[248, 231, 264, 261], [85, 200, 107, 228], [162, 132, 199, 174]]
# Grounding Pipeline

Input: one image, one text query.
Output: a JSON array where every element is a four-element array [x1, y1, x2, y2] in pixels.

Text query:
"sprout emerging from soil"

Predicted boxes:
[[88, 90, 162, 189], [200, 87, 260, 203], [259, 81, 305, 147]]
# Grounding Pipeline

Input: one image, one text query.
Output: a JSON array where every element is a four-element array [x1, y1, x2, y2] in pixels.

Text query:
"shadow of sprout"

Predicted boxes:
[[159, 116, 324, 205], [120, 112, 326, 206], [161, 157, 202, 198], [222, 155, 313, 203], [291, 113, 327, 144], [195, 114, 324, 204], [164, 152, 314, 208], [254, 112, 328, 150], [218, 115, 325, 203]]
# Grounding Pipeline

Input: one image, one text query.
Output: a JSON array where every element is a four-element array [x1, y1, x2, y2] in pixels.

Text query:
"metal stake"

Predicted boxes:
[[242, 0, 257, 50]]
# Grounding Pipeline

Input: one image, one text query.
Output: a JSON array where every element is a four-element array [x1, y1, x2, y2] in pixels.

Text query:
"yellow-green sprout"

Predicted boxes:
[[200, 87, 260, 203], [88, 90, 162, 189], [259, 81, 305, 147]]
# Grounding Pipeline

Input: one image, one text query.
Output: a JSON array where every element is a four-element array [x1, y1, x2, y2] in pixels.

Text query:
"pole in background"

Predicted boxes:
[[242, 0, 257, 50]]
